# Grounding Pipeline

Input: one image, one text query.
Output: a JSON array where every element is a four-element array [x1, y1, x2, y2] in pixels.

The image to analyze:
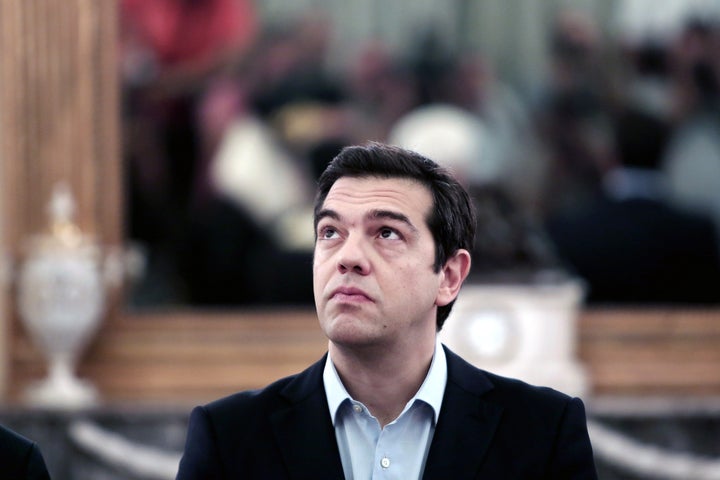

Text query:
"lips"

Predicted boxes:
[[330, 286, 373, 302]]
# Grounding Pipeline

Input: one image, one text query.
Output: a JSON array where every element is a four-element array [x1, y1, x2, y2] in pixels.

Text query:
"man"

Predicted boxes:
[[0, 424, 51, 480], [546, 108, 720, 304], [176, 142, 598, 479]]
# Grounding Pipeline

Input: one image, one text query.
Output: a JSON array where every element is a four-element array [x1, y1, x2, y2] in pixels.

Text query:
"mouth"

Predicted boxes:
[[330, 286, 373, 303]]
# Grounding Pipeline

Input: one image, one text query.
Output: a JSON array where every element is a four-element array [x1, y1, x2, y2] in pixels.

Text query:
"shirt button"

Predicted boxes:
[[353, 404, 363, 413], [380, 457, 391, 469]]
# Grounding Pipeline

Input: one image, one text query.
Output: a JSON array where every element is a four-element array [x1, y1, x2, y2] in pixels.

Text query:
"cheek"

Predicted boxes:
[[392, 263, 434, 290], [312, 261, 324, 286], [312, 248, 326, 272], [399, 263, 441, 293], [312, 255, 333, 294], [313, 241, 337, 263], [313, 251, 330, 276]]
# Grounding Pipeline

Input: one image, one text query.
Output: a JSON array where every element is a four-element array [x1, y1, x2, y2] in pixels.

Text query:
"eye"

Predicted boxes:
[[319, 226, 339, 239], [378, 227, 400, 240]]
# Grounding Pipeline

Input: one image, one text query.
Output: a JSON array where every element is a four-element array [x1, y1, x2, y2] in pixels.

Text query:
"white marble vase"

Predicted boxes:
[[17, 241, 106, 408], [14, 183, 120, 409]]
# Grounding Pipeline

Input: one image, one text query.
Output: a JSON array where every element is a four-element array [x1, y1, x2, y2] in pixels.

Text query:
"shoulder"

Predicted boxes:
[[444, 346, 593, 449], [177, 356, 328, 478], [204, 373, 297, 418], [0, 425, 50, 480], [0, 423, 33, 451], [199, 354, 327, 426], [482, 369, 582, 418], [444, 345, 581, 414]]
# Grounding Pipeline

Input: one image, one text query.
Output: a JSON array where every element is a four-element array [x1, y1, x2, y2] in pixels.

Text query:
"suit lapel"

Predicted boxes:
[[270, 355, 345, 480], [422, 347, 503, 480], [267, 348, 501, 479]]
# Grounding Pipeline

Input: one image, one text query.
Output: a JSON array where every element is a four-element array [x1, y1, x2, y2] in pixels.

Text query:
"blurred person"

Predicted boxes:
[[176, 142, 597, 479], [448, 51, 549, 215], [121, 0, 258, 305], [248, 13, 346, 119], [120, 0, 257, 95], [388, 104, 562, 283], [613, 6, 720, 233], [344, 40, 420, 140], [388, 103, 491, 186], [180, 111, 316, 305], [663, 18, 720, 231], [121, 0, 258, 212], [534, 9, 613, 217], [0, 424, 51, 480], [177, 13, 356, 307], [546, 108, 720, 304]]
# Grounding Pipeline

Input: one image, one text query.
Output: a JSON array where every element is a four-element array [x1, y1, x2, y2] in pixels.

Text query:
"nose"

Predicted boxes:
[[337, 234, 370, 275]]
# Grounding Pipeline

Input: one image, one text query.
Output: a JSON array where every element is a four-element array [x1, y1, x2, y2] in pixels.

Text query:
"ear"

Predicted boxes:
[[436, 249, 472, 307]]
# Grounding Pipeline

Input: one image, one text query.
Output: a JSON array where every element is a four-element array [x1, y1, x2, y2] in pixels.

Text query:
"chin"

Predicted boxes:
[[325, 323, 382, 348], [322, 306, 386, 339]]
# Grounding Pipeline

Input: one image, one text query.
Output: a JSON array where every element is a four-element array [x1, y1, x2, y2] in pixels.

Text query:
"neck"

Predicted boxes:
[[329, 336, 436, 427]]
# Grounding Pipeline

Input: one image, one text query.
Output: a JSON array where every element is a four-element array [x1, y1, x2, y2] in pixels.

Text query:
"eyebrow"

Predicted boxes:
[[368, 209, 418, 234], [315, 208, 340, 227], [315, 208, 419, 234]]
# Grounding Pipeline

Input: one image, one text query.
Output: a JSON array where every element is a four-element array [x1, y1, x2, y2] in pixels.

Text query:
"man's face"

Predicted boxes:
[[313, 176, 445, 350]]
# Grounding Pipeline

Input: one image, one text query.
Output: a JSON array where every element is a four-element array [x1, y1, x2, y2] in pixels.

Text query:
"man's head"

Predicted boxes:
[[313, 142, 476, 330]]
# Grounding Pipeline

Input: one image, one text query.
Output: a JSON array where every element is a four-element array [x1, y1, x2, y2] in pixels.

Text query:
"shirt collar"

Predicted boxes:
[[323, 338, 448, 425], [603, 167, 668, 201], [323, 353, 350, 426]]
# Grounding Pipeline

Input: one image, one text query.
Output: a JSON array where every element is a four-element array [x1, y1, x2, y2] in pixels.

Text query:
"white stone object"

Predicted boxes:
[[440, 280, 589, 397], [16, 183, 118, 408]]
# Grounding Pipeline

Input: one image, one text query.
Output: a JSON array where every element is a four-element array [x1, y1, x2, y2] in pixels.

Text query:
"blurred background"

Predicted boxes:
[[2, 0, 720, 479], [120, 0, 720, 310]]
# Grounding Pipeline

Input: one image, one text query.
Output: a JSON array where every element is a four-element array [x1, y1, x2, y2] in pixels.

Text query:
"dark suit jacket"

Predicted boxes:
[[546, 196, 720, 304], [0, 424, 51, 480], [176, 346, 598, 479]]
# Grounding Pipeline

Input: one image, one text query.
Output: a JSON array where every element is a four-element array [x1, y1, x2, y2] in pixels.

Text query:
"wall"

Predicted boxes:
[[0, 100, 6, 398]]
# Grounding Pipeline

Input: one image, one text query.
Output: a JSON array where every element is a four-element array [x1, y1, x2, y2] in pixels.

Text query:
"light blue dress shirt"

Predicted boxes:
[[323, 339, 448, 480]]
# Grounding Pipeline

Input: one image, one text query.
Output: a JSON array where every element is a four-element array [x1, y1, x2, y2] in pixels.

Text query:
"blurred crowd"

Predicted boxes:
[[120, 0, 720, 308]]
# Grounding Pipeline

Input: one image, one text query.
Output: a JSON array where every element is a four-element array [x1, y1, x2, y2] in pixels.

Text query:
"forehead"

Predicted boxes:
[[322, 176, 433, 217]]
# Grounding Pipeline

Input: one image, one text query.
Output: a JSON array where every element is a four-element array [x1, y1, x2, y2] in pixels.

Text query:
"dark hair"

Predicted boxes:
[[614, 108, 671, 170], [314, 142, 476, 330]]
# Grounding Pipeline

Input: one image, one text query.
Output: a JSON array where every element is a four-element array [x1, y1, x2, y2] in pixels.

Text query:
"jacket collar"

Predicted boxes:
[[270, 355, 345, 480], [422, 346, 502, 480], [269, 348, 502, 480]]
